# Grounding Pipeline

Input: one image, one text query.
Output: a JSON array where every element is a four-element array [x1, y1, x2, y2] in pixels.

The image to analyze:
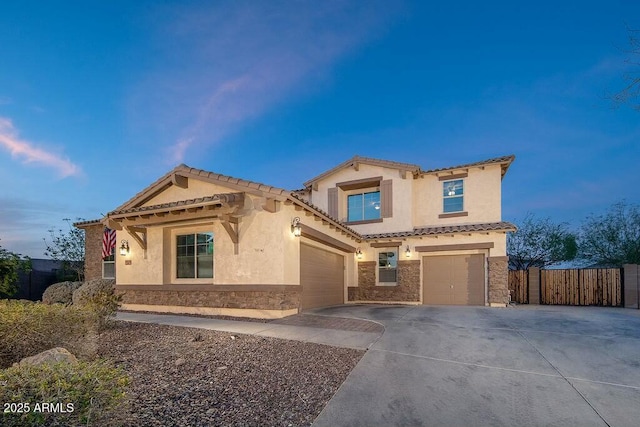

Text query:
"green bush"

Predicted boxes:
[[42, 281, 83, 305], [71, 279, 115, 306], [72, 279, 120, 330], [0, 300, 99, 369], [0, 359, 129, 427]]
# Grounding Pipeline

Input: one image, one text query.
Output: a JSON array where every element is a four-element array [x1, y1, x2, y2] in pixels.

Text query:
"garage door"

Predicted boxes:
[[423, 254, 485, 305], [300, 243, 344, 310]]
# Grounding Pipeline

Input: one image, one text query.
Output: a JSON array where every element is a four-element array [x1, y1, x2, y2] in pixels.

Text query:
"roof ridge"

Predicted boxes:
[[303, 155, 422, 188], [421, 155, 515, 175]]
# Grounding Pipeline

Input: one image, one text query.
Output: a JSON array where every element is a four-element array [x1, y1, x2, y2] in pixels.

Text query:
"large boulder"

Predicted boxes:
[[42, 281, 83, 305], [14, 347, 78, 367]]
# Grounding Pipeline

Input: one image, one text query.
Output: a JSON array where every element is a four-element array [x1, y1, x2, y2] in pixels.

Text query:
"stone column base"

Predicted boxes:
[[488, 256, 509, 305]]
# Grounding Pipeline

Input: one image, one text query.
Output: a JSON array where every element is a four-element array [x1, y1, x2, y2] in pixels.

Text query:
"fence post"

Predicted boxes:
[[623, 264, 639, 309], [528, 267, 540, 304]]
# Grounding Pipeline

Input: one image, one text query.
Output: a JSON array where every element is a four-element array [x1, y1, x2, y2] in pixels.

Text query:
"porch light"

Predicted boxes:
[[119, 240, 130, 256], [405, 245, 411, 258], [356, 248, 363, 259], [291, 217, 302, 237]]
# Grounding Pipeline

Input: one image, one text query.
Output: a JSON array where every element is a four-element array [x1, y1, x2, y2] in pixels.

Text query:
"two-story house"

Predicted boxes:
[[75, 155, 515, 318]]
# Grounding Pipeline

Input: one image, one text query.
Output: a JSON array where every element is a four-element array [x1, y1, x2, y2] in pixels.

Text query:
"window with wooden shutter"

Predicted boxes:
[[380, 179, 393, 218], [328, 187, 338, 218]]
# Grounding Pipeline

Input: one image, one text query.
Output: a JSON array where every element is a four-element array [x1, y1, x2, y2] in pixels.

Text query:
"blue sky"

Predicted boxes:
[[1, 0, 638, 257]]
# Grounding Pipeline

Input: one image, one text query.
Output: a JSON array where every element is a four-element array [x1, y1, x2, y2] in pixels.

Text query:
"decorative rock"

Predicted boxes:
[[14, 347, 78, 367], [175, 358, 186, 366]]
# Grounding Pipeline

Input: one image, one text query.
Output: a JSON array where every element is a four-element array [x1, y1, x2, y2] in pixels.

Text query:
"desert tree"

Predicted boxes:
[[507, 214, 577, 270], [578, 201, 640, 267], [43, 218, 86, 281], [0, 240, 31, 297], [610, 25, 640, 110]]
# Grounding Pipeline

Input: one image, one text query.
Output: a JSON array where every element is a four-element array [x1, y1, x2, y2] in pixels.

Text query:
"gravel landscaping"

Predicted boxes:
[[98, 321, 364, 426]]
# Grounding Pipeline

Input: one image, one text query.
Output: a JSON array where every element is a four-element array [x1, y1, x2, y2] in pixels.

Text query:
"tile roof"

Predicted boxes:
[[113, 164, 289, 213], [303, 154, 516, 188], [108, 192, 244, 216], [290, 194, 363, 239], [179, 165, 290, 196], [73, 218, 103, 228], [362, 221, 517, 239], [422, 155, 515, 177], [304, 155, 421, 188]]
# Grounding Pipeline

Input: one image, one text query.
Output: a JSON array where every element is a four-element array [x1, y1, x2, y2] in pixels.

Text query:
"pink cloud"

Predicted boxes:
[[130, 1, 400, 164], [0, 117, 82, 178]]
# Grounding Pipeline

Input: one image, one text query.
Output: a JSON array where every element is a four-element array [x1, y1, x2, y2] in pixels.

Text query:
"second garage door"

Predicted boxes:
[[423, 254, 485, 305], [300, 243, 344, 310]]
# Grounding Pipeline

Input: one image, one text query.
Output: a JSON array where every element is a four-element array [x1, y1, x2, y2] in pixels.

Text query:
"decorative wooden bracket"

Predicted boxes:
[[172, 173, 188, 188], [106, 218, 123, 230], [220, 215, 240, 255], [262, 198, 279, 213], [124, 226, 147, 251]]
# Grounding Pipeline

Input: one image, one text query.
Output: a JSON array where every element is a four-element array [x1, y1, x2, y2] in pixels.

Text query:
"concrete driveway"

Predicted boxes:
[[311, 305, 640, 427]]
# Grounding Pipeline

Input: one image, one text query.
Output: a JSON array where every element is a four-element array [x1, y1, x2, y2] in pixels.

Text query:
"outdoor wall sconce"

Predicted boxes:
[[119, 240, 130, 256], [405, 245, 411, 258], [291, 217, 302, 237], [356, 248, 363, 259]]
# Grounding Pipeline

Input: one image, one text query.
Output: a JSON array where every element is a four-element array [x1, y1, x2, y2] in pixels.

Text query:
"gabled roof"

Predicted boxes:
[[86, 163, 363, 242], [362, 221, 517, 240], [114, 164, 290, 213], [303, 155, 421, 189], [422, 155, 515, 179], [303, 155, 515, 189], [108, 192, 244, 216]]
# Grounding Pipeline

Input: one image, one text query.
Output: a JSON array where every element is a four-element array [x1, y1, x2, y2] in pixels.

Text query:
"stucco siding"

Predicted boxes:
[[312, 163, 414, 234], [140, 179, 245, 207], [414, 164, 502, 227]]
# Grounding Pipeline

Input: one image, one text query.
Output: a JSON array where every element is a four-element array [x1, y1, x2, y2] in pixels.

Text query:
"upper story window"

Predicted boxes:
[[347, 191, 381, 222], [443, 179, 464, 213], [176, 232, 214, 279]]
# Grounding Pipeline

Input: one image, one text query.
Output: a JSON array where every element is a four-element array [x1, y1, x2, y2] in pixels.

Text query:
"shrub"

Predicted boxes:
[[0, 300, 98, 369], [42, 281, 83, 305], [72, 279, 116, 307], [72, 279, 120, 330], [0, 359, 129, 427]]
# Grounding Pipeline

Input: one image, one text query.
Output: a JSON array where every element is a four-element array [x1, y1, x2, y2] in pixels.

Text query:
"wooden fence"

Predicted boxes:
[[508, 268, 622, 307], [508, 270, 529, 304]]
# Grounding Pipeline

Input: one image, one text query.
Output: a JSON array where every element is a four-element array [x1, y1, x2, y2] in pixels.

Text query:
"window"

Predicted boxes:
[[176, 233, 214, 279], [378, 249, 397, 283], [347, 191, 381, 222], [102, 253, 115, 279], [443, 179, 464, 213]]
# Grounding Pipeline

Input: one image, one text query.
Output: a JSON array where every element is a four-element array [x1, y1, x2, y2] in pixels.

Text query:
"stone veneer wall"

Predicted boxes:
[[488, 256, 509, 305], [116, 285, 301, 311], [348, 260, 420, 302], [83, 224, 104, 281]]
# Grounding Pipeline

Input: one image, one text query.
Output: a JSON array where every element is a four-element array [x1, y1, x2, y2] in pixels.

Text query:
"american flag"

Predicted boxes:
[[102, 228, 116, 259]]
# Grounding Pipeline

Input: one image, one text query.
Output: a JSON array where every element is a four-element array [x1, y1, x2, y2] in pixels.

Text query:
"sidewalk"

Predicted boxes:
[[115, 311, 383, 350]]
